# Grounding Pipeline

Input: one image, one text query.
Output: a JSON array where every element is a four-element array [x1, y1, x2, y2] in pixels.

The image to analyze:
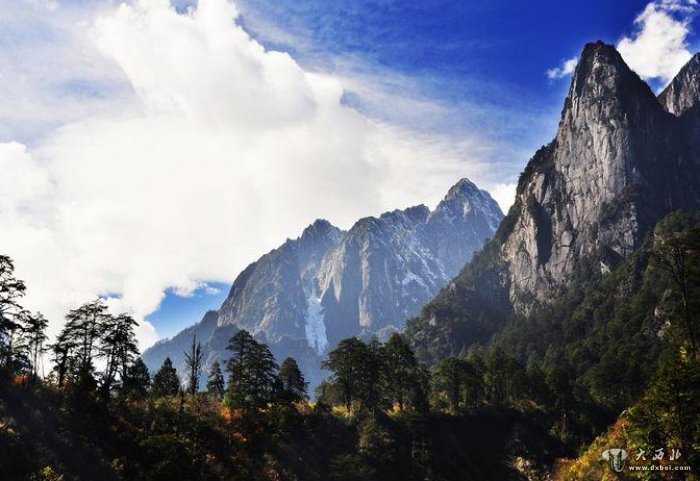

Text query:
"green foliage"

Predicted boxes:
[[321, 337, 368, 412], [152, 357, 181, 397], [224, 330, 279, 413], [206, 360, 225, 399], [278, 357, 308, 403], [122, 358, 151, 401], [382, 333, 427, 412]]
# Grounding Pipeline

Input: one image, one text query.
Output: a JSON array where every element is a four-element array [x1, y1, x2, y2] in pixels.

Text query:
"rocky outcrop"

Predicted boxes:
[[407, 41, 700, 362], [659, 53, 700, 116], [505, 42, 700, 310]]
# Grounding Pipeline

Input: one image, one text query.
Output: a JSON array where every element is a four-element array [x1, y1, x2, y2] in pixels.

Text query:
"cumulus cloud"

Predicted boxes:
[[0, 0, 499, 348], [546, 57, 578, 80], [617, 0, 697, 86]]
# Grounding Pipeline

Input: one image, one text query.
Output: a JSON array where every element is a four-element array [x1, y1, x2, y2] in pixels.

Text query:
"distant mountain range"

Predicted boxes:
[[143, 178, 503, 388]]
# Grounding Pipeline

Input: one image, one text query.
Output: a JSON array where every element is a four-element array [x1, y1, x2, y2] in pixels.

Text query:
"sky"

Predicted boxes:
[[0, 0, 698, 347]]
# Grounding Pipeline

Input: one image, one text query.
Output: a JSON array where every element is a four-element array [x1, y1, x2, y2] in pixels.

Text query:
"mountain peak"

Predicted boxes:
[[658, 52, 700, 116], [444, 178, 480, 201], [301, 219, 337, 239], [569, 41, 652, 101]]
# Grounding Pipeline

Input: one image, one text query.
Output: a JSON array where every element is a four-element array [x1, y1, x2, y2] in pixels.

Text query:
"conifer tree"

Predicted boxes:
[[279, 357, 308, 403], [123, 358, 151, 400], [322, 337, 367, 412], [0, 255, 26, 370], [20, 311, 48, 378], [383, 333, 422, 411], [206, 360, 225, 399], [184, 335, 204, 395], [224, 330, 279, 413], [100, 313, 139, 398], [152, 357, 181, 397]]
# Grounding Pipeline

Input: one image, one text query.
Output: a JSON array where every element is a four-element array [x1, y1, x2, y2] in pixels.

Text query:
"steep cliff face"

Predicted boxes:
[[505, 42, 700, 310], [408, 42, 700, 362], [143, 178, 502, 388], [216, 219, 344, 352], [318, 178, 503, 345], [659, 53, 700, 116]]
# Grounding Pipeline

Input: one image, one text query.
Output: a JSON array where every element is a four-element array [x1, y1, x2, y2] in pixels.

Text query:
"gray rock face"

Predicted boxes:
[[505, 42, 700, 311], [143, 178, 503, 389], [407, 42, 700, 363], [319, 179, 502, 345], [216, 218, 344, 349], [659, 53, 700, 116]]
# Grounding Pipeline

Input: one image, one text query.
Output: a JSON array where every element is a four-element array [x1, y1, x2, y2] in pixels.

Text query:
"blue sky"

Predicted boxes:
[[1, 0, 698, 344]]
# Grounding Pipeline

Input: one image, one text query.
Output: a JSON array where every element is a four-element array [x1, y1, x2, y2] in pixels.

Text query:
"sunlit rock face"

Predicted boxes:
[[407, 42, 700, 363], [503, 41, 700, 312]]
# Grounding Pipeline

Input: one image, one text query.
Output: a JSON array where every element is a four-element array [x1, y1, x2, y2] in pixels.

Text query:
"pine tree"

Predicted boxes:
[[322, 337, 367, 412], [383, 333, 422, 411], [224, 330, 279, 413], [184, 335, 204, 395], [0, 255, 26, 370], [152, 357, 181, 397], [19, 311, 48, 378], [58, 299, 109, 389], [432, 357, 470, 411], [99, 313, 139, 399], [357, 338, 385, 414], [279, 357, 308, 403], [206, 360, 225, 399], [123, 358, 151, 400]]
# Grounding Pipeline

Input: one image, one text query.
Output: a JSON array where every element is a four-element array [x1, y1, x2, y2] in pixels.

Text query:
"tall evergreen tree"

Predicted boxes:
[[383, 333, 422, 411], [152, 357, 181, 397], [206, 360, 225, 399], [19, 311, 48, 378], [224, 330, 279, 413], [357, 338, 385, 414], [123, 358, 151, 400], [432, 357, 471, 411], [279, 357, 307, 403], [184, 335, 204, 395], [99, 313, 139, 398], [59, 299, 109, 389], [322, 337, 367, 412], [0, 255, 26, 370]]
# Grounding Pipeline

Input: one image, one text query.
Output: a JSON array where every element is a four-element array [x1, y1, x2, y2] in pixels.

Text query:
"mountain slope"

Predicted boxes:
[[144, 178, 503, 388], [407, 41, 700, 364]]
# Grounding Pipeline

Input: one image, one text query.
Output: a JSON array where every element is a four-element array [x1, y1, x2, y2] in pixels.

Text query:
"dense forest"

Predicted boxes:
[[1, 211, 699, 480]]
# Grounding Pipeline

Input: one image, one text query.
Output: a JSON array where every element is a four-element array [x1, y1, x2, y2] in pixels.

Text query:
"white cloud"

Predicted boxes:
[[0, 0, 500, 349], [490, 182, 517, 213], [617, 0, 697, 86], [546, 57, 578, 79]]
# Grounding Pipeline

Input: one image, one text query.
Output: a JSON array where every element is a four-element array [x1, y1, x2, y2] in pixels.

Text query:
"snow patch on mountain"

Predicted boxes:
[[305, 294, 328, 355]]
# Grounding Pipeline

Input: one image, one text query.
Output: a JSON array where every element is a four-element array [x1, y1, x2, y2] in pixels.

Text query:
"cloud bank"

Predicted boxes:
[[0, 0, 501, 347]]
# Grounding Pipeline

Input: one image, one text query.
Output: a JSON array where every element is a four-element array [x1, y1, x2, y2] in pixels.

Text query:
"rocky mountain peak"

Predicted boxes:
[[443, 178, 481, 200], [502, 41, 692, 312], [300, 219, 343, 244], [658, 52, 700, 116], [566, 41, 658, 121], [429, 178, 502, 233]]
